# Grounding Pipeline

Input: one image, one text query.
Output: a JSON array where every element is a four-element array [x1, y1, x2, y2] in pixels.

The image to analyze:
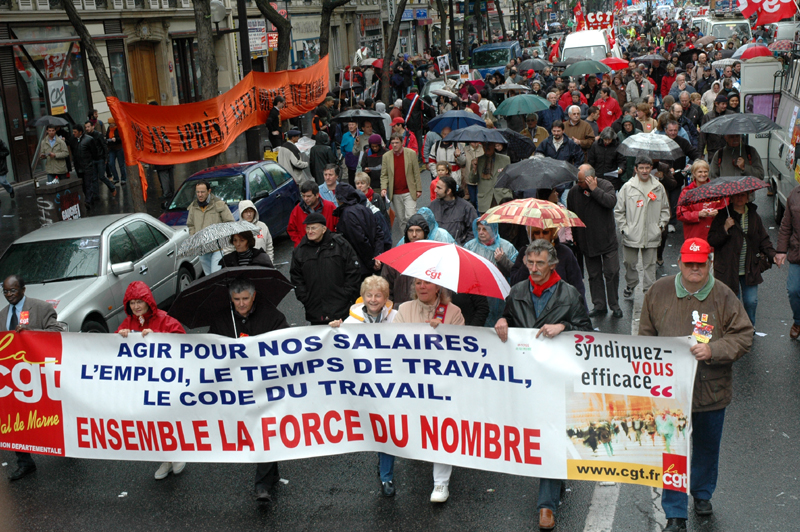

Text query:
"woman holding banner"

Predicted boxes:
[[117, 281, 186, 480], [329, 275, 398, 497]]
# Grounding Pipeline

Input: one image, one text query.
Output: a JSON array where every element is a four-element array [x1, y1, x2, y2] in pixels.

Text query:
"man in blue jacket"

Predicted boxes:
[[535, 120, 585, 166]]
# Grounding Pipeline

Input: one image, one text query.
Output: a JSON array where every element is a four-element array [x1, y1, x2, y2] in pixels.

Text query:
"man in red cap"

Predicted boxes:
[[638, 237, 753, 532], [390, 117, 419, 154]]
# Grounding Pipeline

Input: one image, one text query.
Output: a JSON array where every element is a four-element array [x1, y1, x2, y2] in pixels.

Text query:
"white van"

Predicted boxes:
[[561, 29, 621, 62], [705, 15, 752, 43]]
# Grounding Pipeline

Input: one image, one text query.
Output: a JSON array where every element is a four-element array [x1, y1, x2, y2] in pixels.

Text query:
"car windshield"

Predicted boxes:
[[168, 175, 246, 211], [471, 49, 511, 68], [0, 238, 100, 284], [562, 45, 607, 61], [712, 23, 750, 39]]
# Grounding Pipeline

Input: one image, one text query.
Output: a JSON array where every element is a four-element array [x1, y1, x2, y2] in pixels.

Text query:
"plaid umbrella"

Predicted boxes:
[[699, 113, 780, 135], [676, 176, 768, 207], [428, 110, 486, 133], [494, 94, 550, 116], [618, 135, 684, 161], [496, 129, 536, 163], [494, 158, 578, 191], [478, 198, 585, 229], [177, 221, 260, 259], [769, 40, 793, 52]]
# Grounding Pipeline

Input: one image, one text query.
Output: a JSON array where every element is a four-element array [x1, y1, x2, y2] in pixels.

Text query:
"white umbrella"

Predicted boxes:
[[431, 89, 459, 100], [493, 83, 532, 93], [177, 221, 260, 259], [712, 58, 738, 69]]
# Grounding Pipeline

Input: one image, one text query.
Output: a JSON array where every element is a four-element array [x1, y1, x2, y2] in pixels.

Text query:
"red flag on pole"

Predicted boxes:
[[738, 0, 798, 26], [535, 18, 541, 30], [549, 38, 561, 62], [574, 2, 587, 31]]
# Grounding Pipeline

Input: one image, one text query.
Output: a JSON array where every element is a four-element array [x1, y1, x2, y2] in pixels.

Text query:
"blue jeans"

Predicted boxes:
[[788, 263, 800, 326], [93, 160, 115, 197], [199, 251, 223, 276], [537, 478, 563, 511], [468, 184, 479, 212], [0, 174, 11, 194], [739, 275, 758, 326], [379, 452, 395, 483], [108, 150, 126, 182], [662, 408, 726, 519]]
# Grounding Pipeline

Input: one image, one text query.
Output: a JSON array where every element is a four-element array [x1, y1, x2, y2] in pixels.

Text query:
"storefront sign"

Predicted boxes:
[[0, 326, 696, 491], [248, 19, 268, 56], [267, 32, 279, 51], [47, 80, 68, 115], [401, 9, 414, 21], [416, 8, 428, 19], [107, 57, 329, 201]]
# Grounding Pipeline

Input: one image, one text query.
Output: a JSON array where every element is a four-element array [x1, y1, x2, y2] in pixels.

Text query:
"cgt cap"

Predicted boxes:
[[303, 212, 327, 225], [680, 238, 712, 263]]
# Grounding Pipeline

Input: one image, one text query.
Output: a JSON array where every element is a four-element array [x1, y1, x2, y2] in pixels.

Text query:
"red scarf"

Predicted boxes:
[[365, 188, 374, 201], [530, 271, 561, 298]]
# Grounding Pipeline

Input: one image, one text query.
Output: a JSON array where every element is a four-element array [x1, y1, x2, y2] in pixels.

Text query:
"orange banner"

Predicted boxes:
[[107, 57, 329, 200]]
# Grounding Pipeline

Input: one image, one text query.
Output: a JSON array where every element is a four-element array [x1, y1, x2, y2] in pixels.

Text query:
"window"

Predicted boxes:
[[109, 228, 138, 264], [108, 40, 131, 102], [248, 168, 274, 197], [172, 38, 201, 104], [265, 164, 290, 187], [148, 224, 169, 246], [0, 238, 100, 283], [127, 221, 161, 257]]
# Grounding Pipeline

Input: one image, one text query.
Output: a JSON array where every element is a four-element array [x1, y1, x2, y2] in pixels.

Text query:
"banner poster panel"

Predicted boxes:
[[0, 326, 696, 492]]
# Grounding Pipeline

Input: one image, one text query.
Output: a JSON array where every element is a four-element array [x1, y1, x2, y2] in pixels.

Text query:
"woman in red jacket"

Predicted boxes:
[[117, 281, 186, 480], [676, 160, 728, 241], [660, 63, 677, 99]]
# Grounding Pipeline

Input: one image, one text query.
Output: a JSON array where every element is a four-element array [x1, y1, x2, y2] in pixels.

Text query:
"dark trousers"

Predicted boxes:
[[16, 451, 34, 467], [79, 169, 94, 204], [255, 461, 280, 490], [157, 167, 175, 198], [93, 160, 115, 198], [662, 408, 726, 519], [585, 249, 620, 311], [668, 186, 682, 226]]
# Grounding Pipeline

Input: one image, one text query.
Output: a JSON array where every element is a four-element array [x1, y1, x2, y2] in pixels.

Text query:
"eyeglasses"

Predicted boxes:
[[3, 289, 19, 295]]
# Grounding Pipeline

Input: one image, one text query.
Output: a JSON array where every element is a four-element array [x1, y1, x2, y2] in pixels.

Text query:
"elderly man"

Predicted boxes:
[[569, 91, 590, 119], [287, 181, 338, 247], [381, 133, 422, 230], [187, 180, 235, 275], [709, 134, 764, 179], [568, 166, 622, 318], [679, 91, 703, 129], [626, 69, 653, 105], [699, 94, 735, 159], [559, 81, 587, 111], [639, 238, 753, 532], [277, 129, 309, 183], [614, 156, 670, 298], [521, 114, 549, 147], [563, 106, 595, 154], [494, 239, 592, 531], [538, 92, 567, 132], [475, 140, 512, 214], [291, 212, 361, 324], [210, 278, 290, 502], [671, 103, 698, 148], [2, 275, 62, 481], [536, 120, 585, 166]]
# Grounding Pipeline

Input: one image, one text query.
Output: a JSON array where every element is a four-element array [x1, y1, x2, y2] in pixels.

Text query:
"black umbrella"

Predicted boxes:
[[496, 129, 536, 163], [443, 125, 507, 145], [494, 158, 578, 191], [34, 115, 70, 127], [699, 113, 780, 135], [168, 267, 293, 329], [720, 49, 735, 58], [332, 109, 384, 123], [678, 47, 700, 65], [518, 58, 551, 72], [634, 54, 668, 62]]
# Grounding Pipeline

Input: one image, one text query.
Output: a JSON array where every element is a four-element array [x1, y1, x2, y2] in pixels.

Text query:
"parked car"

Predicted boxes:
[[158, 161, 301, 236], [0, 214, 202, 333], [469, 41, 524, 78]]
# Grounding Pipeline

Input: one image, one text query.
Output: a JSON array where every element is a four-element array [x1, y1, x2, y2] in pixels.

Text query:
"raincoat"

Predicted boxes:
[[116, 281, 185, 334], [238, 200, 274, 263], [395, 207, 455, 247], [464, 219, 518, 326]]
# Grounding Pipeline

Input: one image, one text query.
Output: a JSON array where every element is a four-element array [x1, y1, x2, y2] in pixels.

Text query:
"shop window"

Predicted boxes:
[[12, 45, 47, 175], [107, 40, 131, 102], [172, 38, 201, 104]]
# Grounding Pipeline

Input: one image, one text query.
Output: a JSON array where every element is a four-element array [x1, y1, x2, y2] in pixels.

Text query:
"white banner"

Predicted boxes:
[[0, 327, 696, 490]]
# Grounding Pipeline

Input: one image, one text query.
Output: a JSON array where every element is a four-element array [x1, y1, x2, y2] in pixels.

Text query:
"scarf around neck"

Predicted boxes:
[[530, 270, 561, 298]]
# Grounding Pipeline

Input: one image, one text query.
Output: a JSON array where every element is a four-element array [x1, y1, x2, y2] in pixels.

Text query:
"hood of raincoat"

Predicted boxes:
[[619, 115, 639, 139], [404, 213, 430, 243], [123, 281, 157, 318], [335, 183, 367, 209], [238, 199, 260, 223], [315, 131, 330, 144], [470, 219, 501, 252]]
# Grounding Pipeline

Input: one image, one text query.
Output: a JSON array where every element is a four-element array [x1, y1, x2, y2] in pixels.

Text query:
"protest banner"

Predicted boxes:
[[586, 11, 615, 31], [0, 326, 695, 491], [106, 57, 329, 200]]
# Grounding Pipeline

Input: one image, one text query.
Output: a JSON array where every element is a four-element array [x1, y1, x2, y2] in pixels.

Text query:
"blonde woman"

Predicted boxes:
[[636, 103, 658, 133]]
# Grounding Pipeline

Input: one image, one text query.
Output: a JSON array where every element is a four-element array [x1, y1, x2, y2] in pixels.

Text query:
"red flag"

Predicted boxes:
[[549, 38, 561, 62], [573, 2, 587, 31], [738, 0, 797, 25], [535, 18, 541, 30]]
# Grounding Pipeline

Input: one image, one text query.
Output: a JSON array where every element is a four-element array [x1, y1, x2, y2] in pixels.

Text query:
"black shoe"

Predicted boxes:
[[9, 189, 14, 199], [612, 308, 624, 318], [623, 287, 634, 300], [588, 308, 607, 317], [381, 481, 395, 497], [663, 518, 686, 532], [694, 498, 713, 516], [9, 463, 36, 481], [255, 486, 272, 502]]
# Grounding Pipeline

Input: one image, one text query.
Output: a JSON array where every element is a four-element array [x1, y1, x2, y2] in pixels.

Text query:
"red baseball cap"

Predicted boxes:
[[391, 117, 405, 126], [680, 238, 712, 263]]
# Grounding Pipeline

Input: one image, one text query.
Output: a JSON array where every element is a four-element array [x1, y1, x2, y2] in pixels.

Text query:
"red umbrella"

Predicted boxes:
[[600, 57, 630, 71], [458, 79, 486, 97], [375, 241, 511, 300], [371, 58, 384, 70], [740, 46, 773, 60]]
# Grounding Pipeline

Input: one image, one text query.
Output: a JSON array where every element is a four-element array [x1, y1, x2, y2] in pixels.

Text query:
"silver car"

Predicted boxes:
[[0, 214, 202, 333]]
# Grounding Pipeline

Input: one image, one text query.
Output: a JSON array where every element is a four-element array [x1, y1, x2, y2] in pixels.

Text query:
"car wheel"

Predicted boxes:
[[774, 189, 785, 225], [176, 266, 194, 296], [81, 320, 107, 333]]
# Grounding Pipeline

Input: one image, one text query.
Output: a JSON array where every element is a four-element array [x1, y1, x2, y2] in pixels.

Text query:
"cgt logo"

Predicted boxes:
[[662, 454, 688, 492], [425, 268, 442, 280], [574, 334, 595, 344]]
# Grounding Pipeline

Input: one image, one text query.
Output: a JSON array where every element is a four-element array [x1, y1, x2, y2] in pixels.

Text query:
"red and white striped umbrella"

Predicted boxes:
[[375, 241, 511, 300]]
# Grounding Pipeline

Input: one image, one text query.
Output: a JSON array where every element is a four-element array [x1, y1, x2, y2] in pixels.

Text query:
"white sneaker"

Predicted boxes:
[[668, 224, 676, 233], [155, 462, 172, 480], [172, 462, 186, 475], [430, 484, 449, 503]]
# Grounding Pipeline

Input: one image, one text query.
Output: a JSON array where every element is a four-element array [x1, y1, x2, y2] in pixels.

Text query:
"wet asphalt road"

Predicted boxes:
[[1, 169, 800, 531]]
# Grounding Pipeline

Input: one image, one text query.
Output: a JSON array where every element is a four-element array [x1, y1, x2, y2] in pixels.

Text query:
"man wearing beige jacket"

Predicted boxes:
[[614, 156, 670, 298], [186, 180, 234, 274], [380, 133, 422, 231], [39, 125, 70, 186]]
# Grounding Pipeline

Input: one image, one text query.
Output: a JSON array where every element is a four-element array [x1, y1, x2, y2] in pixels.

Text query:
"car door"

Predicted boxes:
[[263, 164, 300, 236], [125, 220, 175, 305], [106, 225, 142, 330]]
